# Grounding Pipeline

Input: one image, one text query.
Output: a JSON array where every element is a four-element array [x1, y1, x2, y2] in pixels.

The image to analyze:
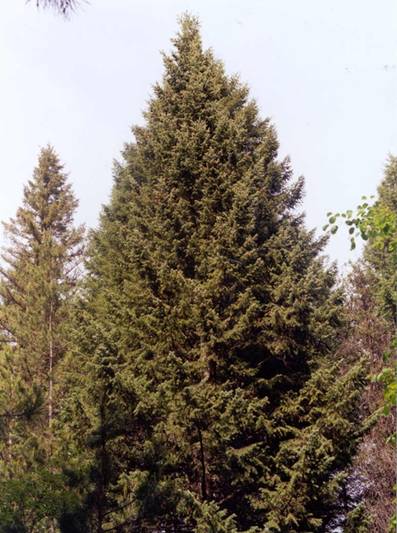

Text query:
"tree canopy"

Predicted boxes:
[[56, 16, 367, 531], [0, 14, 394, 533]]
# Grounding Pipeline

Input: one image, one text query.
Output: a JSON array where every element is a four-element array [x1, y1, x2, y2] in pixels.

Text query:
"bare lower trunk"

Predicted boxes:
[[48, 302, 55, 533], [7, 424, 12, 463], [48, 302, 53, 429]]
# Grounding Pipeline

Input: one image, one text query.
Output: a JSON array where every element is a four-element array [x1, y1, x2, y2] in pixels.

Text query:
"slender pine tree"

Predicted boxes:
[[0, 146, 84, 528]]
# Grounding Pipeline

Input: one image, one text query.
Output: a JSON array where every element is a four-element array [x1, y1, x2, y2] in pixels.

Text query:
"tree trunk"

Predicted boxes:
[[48, 301, 54, 430]]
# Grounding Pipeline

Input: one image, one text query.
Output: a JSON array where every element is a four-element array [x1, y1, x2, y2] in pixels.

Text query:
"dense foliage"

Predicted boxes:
[[59, 17, 365, 531], [0, 16, 394, 533]]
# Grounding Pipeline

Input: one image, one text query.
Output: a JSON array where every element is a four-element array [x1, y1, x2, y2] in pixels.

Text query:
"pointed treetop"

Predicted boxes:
[[2, 145, 83, 270], [176, 13, 201, 44], [157, 12, 230, 101]]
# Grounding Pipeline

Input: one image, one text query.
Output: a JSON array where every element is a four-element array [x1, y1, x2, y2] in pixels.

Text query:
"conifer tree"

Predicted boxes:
[[364, 155, 397, 323], [350, 158, 396, 531], [0, 146, 84, 526], [326, 156, 397, 530], [62, 16, 365, 532]]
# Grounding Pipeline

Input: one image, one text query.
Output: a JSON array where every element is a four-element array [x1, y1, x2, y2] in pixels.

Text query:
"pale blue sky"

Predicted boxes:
[[1, 0, 396, 266]]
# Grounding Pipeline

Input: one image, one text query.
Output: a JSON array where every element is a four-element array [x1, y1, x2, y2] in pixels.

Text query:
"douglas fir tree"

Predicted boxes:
[[62, 16, 365, 532]]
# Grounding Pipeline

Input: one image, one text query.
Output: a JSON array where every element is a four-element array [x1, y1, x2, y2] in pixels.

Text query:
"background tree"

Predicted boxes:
[[356, 159, 396, 532], [326, 156, 397, 531], [364, 156, 397, 325], [0, 146, 84, 528]]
